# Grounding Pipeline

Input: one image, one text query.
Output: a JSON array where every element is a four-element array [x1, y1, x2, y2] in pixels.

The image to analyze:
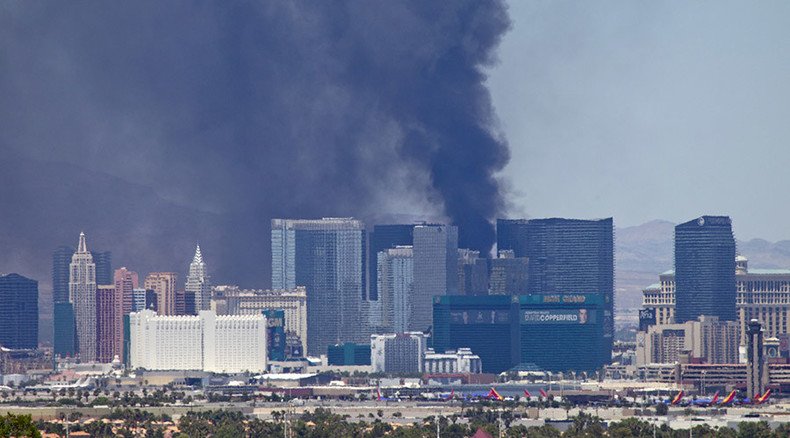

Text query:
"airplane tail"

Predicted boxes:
[[711, 391, 720, 404], [757, 389, 771, 404], [524, 389, 531, 398], [720, 390, 736, 405], [539, 389, 548, 398], [377, 387, 382, 401], [671, 390, 684, 405], [487, 387, 503, 401], [446, 389, 454, 400]]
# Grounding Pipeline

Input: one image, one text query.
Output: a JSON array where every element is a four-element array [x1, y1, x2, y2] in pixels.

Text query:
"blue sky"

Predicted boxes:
[[491, 1, 790, 240]]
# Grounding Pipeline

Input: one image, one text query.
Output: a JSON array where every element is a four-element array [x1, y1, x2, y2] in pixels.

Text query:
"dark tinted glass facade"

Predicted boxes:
[[369, 225, 414, 300], [52, 246, 74, 304], [54, 302, 76, 356], [497, 218, 614, 361], [432, 295, 516, 373], [327, 343, 372, 365], [496, 219, 529, 258], [515, 294, 607, 372], [674, 216, 736, 323], [91, 251, 113, 286], [0, 274, 39, 349]]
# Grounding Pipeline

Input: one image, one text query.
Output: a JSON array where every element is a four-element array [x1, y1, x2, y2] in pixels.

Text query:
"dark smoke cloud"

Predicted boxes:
[[0, 2, 511, 292]]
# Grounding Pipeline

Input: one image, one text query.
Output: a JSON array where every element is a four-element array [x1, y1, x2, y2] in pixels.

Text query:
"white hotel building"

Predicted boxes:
[[129, 310, 267, 373]]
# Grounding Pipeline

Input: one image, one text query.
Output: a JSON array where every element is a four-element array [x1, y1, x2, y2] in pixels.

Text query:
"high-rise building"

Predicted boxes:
[[642, 257, 790, 344], [130, 288, 147, 313], [674, 216, 737, 323], [412, 224, 458, 332], [370, 332, 427, 374], [129, 309, 267, 373], [496, 218, 614, 365], [96, 284, 123, 363], [52, 246, 75, 304], [488, 250, 528, 295], [271, 218, 366, 355], [91, 251, 113, 286], [377, 246, 414, 333], [457, 249, 489, 296], [0, 273, 39, 349], [114, 267, 138, 315], [53, 246, 75, 356], [54, 303, 76, 357], [496, 219, 529, 258], [144, 272, 178, 316], [369, 225, 414, 301], [69, 232, 97, 362], [211, 285, 308, 354], [185, 244, 211, 311]]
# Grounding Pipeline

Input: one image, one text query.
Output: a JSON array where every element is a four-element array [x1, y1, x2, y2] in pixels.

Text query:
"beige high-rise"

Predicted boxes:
[[145, 272, 178, 316]]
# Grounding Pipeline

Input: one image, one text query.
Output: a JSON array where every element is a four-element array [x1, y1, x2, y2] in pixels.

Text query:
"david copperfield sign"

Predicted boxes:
[[522, 309, 596, 325]]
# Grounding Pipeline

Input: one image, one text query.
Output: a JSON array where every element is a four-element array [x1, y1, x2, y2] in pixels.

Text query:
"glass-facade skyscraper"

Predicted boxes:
[[0, 273, 39, 349], [91, 251, 113, 286], [674, 216, 736, 323], [412, 224, 458, 333], [369, 225, 414, 301], [271, 218, 366, 355], [496, 218, 614, 366], [377, 246, 414, 333], [52, 246, 75, 304]]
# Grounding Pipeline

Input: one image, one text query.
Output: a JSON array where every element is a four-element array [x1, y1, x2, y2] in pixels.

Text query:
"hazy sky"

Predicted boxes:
[[491, 1, 790, 241]]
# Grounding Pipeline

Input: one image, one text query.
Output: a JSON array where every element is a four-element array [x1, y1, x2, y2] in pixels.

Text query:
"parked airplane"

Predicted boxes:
[[487, 387, 503, 401]]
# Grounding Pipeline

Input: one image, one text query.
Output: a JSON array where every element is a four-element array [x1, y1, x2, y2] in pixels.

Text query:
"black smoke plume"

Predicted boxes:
[[0, 2, 511, 301]]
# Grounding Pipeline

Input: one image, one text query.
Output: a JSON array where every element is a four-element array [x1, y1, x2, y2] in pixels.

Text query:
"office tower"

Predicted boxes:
[[96, 284, 123, 363], [114, 267, 138, 315], [370, 332, 427, 374], [488, 250, 528, 295], [91, 251, 113, 286], [131, 288, 147, 313], [0, 273, 39, 349], [53, 246, 75, 356], [498, 218, 614, 365], [496, 219, 529, 258], [271, 218, 365, 355], [54, 303, 76, 356], [377, 246, 414, 333], [185, 244, 211, 311], [746, 319, 767, 399], [175, 291, 186, 315], [369, 225, 414, 301], [69, 232, 97, 362], [144, 272, 178, 316], [675, 216, 736, 323], [457, 249, 489, 296], [212, 285, 308, 354], [129, 310, 267, 373], [52, 246, 75, 304], [411, 224, 459, 332]]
